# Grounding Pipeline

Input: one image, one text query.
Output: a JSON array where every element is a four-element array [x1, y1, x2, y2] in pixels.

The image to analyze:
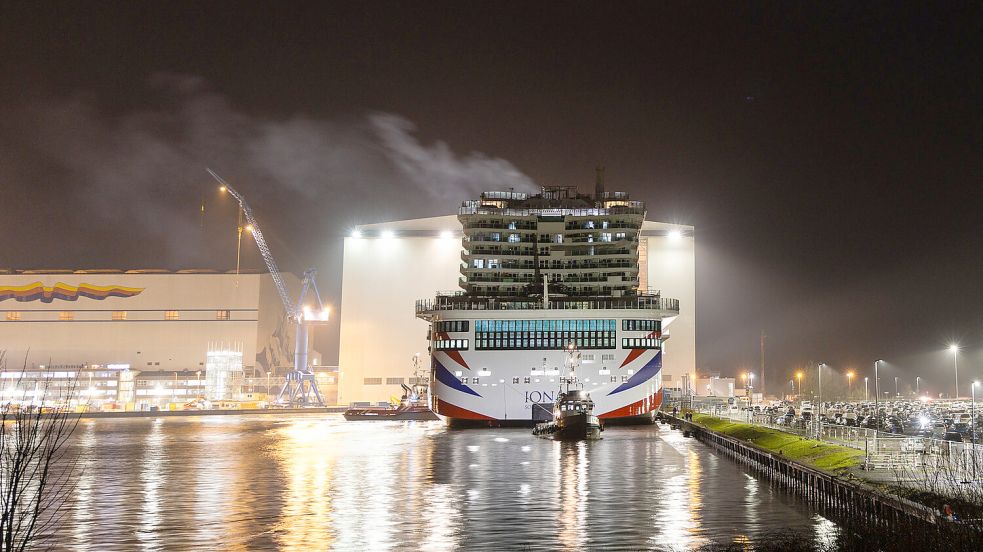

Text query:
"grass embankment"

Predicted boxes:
[[690, 413, 865, 473]]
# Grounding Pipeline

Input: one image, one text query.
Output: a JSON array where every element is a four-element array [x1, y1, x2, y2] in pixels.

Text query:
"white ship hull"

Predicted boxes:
[[428, 313, 666, 425]]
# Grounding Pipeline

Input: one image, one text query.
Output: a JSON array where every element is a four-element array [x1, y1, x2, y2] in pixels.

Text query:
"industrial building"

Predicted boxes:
[[338, 214, 695, 405], [0, 269, 330, 410]]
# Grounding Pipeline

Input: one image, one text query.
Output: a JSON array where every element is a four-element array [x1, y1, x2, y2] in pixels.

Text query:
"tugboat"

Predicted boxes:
[[533, 344, 603, 440], [344, 354, 439, 421]]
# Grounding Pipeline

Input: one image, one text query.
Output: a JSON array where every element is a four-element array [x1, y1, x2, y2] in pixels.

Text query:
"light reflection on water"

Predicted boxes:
[[50, 415, 838, 551]]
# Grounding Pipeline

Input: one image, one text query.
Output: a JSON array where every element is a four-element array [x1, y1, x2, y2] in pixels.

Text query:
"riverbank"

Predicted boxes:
[[690, 413, 865, 473]]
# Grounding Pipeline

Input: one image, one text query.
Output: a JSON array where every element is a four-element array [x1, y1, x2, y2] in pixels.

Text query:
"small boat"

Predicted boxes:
[[533, 344, 603, 440], [533, 389, 603, 440], [344, 355, 439, 421]]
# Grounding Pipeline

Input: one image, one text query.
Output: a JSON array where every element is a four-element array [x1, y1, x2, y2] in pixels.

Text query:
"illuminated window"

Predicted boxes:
[[112, 311, 127, 321], [164, 311, 179, 321], [59, 311, 74, 321], [5, 312, 21, 321], [434, 339, 469, 351], [216, 310, 231, 320]]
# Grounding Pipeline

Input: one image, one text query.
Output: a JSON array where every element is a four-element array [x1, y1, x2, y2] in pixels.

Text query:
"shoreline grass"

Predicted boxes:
[[689, 413, 865, 473]]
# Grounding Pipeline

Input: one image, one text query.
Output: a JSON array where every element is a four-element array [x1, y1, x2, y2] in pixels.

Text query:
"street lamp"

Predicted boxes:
[[894, 376, 899, 398], [874, 360, 882, 427], [818, 363, 827, 427], [972, 382, 978, 446], [949, 344, 959, 399], [972, 381, 979, 480], [864, 376, 869, 401], [916, 376, 921, 396], [847, 371, 854, 401], [796, 371, 803, 399]]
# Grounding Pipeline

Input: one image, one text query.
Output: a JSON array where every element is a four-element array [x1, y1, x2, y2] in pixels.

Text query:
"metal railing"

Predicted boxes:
[[459, 205, 646, 217], [416, 294, 679, 316], [687, 402, 983, 480]]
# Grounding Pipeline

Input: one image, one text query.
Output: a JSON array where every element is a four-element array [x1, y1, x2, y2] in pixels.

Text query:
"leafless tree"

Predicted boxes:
[[0, 351, 81, 551]]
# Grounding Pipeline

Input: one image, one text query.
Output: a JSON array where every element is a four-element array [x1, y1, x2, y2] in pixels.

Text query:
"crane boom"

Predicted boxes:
[[207, 169, 296, 318]]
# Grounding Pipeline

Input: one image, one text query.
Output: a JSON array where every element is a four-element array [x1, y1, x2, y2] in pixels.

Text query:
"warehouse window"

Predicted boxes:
[[5, 312, 21, 321], [363, 378, 382, 385], [112, 311, 127, 321], [164, 311, 179, 321], [216, 310, 231, 320], [386, 377, 405, 385], [59, 311, 74, 321]]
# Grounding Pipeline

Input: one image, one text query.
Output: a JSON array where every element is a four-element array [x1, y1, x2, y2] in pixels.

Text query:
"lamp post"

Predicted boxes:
[[818, 363, 827, 434], [916, 376, 921, 396], [895, 376, 899, 398], [817, 362, 826, 416], [949, 344, 959, 399], [874, 360, 882, 429], [748, 372, 755, 405], [796, 371, 803, 400], [847, 371, 854, 401], [972, 382, 979, 480]]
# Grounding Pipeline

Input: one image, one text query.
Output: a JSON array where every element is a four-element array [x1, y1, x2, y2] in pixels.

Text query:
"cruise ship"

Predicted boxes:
[[415, 176, 680, 426]]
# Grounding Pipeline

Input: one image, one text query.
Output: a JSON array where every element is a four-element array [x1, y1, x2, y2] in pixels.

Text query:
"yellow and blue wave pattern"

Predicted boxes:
[[0, 282, 144, 303]]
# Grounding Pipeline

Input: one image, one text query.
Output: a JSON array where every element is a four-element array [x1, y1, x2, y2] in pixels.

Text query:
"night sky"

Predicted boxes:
[[2, 3, 982, 395]]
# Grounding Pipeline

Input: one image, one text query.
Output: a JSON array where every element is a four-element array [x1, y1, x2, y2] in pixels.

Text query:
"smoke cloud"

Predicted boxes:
[[0, 73, 538, 268]]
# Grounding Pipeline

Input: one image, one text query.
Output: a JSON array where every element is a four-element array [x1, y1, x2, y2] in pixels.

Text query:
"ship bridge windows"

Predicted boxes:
[[622, 319, 660, 332], [474, 319, 615, 350], [435, 321, 470, 333]]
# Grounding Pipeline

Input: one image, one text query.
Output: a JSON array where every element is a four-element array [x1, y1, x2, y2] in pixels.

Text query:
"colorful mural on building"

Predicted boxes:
[[0, 282, 144, 303]]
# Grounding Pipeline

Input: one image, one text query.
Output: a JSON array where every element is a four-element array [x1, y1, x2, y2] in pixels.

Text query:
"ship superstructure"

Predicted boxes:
[[416, 173, 680, 425]]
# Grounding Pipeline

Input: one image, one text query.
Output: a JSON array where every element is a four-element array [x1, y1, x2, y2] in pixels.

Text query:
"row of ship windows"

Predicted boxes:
[[460, 376, 632, 385], [437, 336, 660, 351], [4, 310, 232, 321], [475, 319, 616, 332], [441, 320, 659, 333], [471, 232, 628, 244], [434, 339, 469, 350], [475, 336, 617, 350], [434, 321, 470, 333]]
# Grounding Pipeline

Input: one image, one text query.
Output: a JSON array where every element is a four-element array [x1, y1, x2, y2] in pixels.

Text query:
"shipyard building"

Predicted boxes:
[[0, 270, 332, 410]]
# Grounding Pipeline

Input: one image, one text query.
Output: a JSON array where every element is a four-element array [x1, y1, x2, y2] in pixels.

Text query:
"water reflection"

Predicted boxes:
[[557, 441, 588, 550], [52, 415, 840, 551], [138, 419, 164, 552]]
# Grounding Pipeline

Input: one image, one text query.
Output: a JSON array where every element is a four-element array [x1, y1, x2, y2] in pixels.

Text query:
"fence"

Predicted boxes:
[[682, 401, 983, 480]]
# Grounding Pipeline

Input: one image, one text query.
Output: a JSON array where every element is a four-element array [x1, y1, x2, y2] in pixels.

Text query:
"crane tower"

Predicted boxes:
[[208, 169, 329, 406]]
